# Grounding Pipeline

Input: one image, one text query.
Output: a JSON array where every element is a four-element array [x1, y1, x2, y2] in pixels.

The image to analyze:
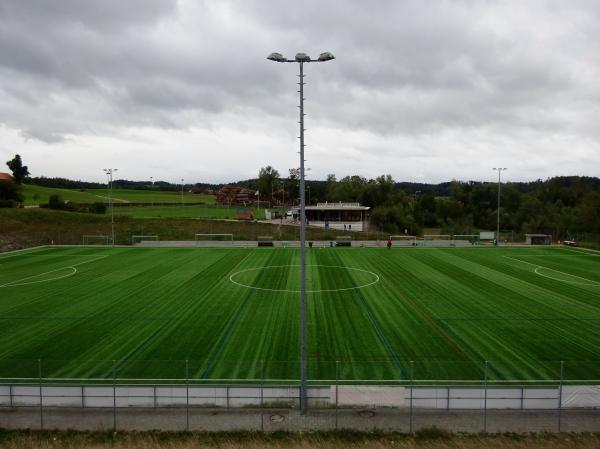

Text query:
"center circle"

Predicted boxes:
[[229, 264, 380, 293]]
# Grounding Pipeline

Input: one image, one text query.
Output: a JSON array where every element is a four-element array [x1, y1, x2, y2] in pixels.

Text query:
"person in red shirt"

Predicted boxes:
[[387, 239, 392, 249]]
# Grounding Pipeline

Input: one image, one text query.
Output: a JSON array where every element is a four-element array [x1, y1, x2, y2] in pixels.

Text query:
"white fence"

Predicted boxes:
[[2, 383, 599, 410]]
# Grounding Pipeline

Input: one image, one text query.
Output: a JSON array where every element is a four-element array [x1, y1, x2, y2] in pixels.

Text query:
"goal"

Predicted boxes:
[[453, 235, 480, 246], [390, 235, 417, 246], [335, 236, 352, 247], [257, 236, 274, 247], [423, 234, 452, 247], [82, 235, 111, 246], [131, 235, 159, 245]]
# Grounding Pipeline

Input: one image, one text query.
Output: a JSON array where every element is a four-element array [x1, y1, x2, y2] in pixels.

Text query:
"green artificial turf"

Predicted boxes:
[[1, 246, 599, 383]]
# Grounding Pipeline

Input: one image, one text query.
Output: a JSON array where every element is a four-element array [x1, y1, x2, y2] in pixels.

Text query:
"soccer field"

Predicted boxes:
[[1, 246, 600, 383]]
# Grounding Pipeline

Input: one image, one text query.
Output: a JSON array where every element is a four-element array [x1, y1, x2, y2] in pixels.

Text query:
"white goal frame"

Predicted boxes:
[[82, 235, 111, 246], [131, 235, 159, 245], [389, 235, 417, 246]]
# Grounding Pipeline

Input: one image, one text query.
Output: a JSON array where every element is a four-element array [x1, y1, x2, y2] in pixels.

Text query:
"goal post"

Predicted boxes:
[[257, 236, 274, 247], [389, 235, 417, 246], [335, 236, 352, 247], [131, 235, 159, 245], [82, 235, 111, 246]]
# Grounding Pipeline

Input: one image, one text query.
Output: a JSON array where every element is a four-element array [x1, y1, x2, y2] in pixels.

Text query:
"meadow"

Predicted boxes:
[[1, 245, 599, 383], [21, 184, 215, 206]]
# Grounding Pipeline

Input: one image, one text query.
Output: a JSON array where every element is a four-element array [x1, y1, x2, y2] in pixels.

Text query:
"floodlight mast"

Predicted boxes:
[[493, 168, 507, 246], [103, 168, 118, 246], [268, 51, 335, 415]]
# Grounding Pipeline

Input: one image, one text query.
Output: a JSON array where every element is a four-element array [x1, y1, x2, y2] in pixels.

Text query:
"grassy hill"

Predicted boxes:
[[21, 184, 215, 206]]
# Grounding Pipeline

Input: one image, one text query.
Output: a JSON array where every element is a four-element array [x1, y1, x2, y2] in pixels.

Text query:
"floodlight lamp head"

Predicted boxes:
[[295, 53, 311, 62], [317, 52, 335, 61], [267, 52, 286, 62]]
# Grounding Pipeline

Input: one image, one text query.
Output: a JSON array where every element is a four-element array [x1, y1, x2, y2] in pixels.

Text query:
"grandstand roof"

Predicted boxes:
[[0, 172, 14, 181], [298, 202, 370, 211]]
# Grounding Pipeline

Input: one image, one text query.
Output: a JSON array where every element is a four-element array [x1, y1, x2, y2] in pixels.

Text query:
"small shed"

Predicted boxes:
[[525, 234, 552, 245]]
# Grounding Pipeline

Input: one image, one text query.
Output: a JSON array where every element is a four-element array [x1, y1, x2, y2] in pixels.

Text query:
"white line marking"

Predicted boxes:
[[0, 255, 109, 288], [0, 267, 77, 287], [504, 256, 600, 286], [229, 264, 380, 293]]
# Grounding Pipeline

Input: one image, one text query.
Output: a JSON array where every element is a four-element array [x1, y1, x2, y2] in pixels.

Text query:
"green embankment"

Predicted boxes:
[[0, 208, 363, 252]]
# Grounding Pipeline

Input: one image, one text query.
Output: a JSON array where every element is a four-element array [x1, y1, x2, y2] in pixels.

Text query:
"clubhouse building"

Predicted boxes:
[[293, 202, 370, 232]]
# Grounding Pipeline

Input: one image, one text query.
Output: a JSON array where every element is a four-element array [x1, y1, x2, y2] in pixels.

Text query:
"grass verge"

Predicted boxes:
[[1, 429, 600, 449]]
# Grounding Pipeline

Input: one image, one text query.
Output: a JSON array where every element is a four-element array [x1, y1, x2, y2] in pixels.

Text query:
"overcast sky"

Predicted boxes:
[[1, 0, 599, 185]]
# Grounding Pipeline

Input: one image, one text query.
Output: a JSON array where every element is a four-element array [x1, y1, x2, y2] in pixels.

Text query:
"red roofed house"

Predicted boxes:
[[0, 172, 14, 181]]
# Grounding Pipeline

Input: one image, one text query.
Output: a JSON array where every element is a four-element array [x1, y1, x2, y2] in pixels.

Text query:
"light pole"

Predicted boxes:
[[103, 168, 118, 245], [150, 176, 154, 207], [268, 51, 335, 414], [181, 178, 184, 207], [493, 168, 507, 246]]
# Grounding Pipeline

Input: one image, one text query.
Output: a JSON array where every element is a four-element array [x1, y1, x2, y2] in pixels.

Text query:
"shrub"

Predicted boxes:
[[47, 194, 65, 210], [89, 202, 107, 214], [0, 199, 19, 208]]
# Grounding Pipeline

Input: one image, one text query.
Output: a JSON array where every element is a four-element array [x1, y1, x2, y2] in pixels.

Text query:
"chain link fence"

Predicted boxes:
[[2, 358, 600, 432]]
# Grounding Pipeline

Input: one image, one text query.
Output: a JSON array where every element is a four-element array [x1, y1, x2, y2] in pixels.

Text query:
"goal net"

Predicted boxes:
[[390, 235, 417, 246], [453, 235, 480, 246], [131, 235, 159, 245], [82, 235, 111, 246], [335, 236, 352, 247], [257, 236, 274, 247]]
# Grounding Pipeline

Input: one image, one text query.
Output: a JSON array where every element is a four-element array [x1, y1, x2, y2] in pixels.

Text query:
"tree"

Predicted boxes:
[[0, 179, 24, 207], [6, 154, 30, 184], [256, 166, 280, 197], [286, 168, 300, 203]]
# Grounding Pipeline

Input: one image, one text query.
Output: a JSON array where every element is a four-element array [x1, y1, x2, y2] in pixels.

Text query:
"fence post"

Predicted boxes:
[[112, 360, 117, 432], [9, 384, 13, 408], [483, 360, 488, 434], [186, 359, 190, 432], [558, 360, 564, 432], [260, 360, 264, 432], [409, 360, 414, 434], [38, 358, 43, 430], [335, 361, 340, 430]]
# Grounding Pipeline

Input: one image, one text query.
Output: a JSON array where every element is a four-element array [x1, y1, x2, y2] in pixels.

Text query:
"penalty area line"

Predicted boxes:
[[504, 256, 600, 286]]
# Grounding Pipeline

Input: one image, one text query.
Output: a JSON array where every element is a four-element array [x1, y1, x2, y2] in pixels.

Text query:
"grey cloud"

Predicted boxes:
[[0, 0, 599, 181]]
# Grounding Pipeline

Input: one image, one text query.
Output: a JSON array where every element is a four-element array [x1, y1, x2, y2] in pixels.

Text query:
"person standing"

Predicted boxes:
[[387, 238, 392, 249]]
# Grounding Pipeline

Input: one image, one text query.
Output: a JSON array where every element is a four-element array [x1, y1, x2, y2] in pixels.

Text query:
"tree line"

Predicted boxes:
[[247, 165, 600, 240], [3, 154, 599, 242]]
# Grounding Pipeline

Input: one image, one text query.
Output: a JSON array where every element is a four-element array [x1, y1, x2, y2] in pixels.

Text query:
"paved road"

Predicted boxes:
[[2, 407, 600, 433]]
